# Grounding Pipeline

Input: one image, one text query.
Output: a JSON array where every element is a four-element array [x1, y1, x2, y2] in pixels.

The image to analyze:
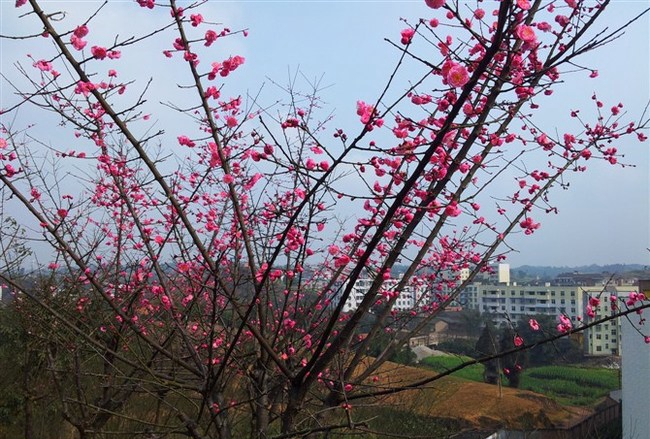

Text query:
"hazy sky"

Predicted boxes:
[[1, 0, 649, 268]]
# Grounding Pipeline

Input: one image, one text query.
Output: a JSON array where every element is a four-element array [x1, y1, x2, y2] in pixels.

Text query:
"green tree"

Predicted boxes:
[[499, 326, 525, 388], [475, 323, 499, 385]]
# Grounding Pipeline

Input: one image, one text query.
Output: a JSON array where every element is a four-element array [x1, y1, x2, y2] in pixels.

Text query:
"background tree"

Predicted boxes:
[[0, 0, 648, 438], [499, 326, 524, 388], [475, 322, 500, 385], [516, 314, 584, 366]]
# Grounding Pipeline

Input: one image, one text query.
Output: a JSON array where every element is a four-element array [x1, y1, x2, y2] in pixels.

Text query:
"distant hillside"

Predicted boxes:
[[512, 264, 648, 280]]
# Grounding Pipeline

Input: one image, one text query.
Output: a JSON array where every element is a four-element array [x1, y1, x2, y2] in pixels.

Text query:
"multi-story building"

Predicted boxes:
[[473, 283, 584, 326], [580, 286, 628, 356], [341, 276, 428, 313], [457, 264, 633, 356]]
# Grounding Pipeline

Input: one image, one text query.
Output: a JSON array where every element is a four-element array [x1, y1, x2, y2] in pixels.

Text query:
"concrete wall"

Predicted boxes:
[[621, 315, 650, 439]]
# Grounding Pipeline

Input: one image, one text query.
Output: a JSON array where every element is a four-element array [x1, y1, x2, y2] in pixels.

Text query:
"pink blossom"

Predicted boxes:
[[137, 0, 155, 9], [74, 25, 89, 38], [16, 0, 28, 7], [190, 14, 203, 27], [29, 187, 41, 201], [173, 38, 185, 51], [444, 202, 461, 217], [400, 28, 415, 45], [4, 164, 18, 178], [516, 0, 531, 9], [70, 35, 87, 51], [529, 319, 540, 331], [74, 81, 96, 97], [34, 59, 52, 71], [516, 25, 537, 44], [205, 86, 220, 99], [513, 335, 524, 347], [177, 135, 195, 147], [446, 65, 469, 88], [334, 254, 351, 268], [205, 30, 218, 46], [225, 116, 238, 128], [424, 0, 445, 9], [91, 46, 107, 60]]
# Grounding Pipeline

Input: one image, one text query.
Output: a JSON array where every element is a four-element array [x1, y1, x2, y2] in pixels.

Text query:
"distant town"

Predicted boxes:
[[340, 263, 650, 357]]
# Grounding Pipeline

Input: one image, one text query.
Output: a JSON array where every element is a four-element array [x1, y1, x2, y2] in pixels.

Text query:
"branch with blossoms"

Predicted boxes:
[[0, 0, 648, 438]]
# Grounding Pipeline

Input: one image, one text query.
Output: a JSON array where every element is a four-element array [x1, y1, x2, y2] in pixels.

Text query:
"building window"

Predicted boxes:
[[596, 334, 602, 340], [597, 346, 602, 352]]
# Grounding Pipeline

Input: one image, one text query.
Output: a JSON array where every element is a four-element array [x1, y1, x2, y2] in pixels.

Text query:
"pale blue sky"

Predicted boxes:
[[1, 0, 649, 267]]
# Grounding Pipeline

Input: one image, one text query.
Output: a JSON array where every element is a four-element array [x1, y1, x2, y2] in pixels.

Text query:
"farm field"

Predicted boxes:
[[420, 355, 620, 406]]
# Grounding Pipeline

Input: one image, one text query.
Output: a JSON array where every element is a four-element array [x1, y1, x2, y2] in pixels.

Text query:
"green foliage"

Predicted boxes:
[[499, 326, 524, 388], [520, 366, 619, 406], [475, 323, 499, 384], [419, 355, 484, 382], [436, 338, 480, 358], [515, 315, 584, 366], [525, 365, 620, 390]]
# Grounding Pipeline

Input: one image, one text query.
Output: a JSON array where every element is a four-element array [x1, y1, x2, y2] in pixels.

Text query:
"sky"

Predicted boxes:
[[0, 0, 649, 268]]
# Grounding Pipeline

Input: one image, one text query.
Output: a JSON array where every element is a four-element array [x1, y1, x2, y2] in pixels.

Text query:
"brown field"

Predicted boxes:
[[356, 360, 592, 430]]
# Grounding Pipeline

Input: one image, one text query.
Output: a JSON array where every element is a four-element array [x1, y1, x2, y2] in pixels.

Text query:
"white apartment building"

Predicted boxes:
[[342, 277, 428, 313], [472, 283, 584, 326], [459, 268, 633, 356], [580, 286, 631, 356]]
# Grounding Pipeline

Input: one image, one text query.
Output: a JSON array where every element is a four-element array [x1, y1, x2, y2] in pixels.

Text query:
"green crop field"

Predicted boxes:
[[520, 365, 620, 406], [420, 356, 620, 406], [419, 355, 484, 382]]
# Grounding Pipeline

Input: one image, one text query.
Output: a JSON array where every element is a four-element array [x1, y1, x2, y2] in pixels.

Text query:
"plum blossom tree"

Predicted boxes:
[[0, 0, 649, 438]]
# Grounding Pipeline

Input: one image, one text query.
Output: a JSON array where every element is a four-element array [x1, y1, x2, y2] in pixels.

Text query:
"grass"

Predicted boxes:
[[419, 355, 484, 382], [420, 356, 620, 407], [520, 365, 620, 406]]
